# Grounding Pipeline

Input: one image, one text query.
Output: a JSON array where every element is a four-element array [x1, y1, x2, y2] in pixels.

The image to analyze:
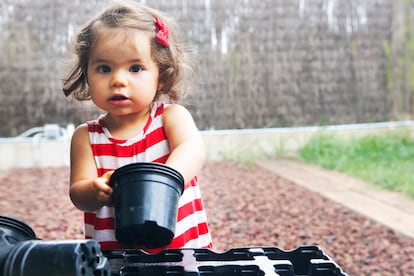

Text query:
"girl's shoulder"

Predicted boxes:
[[154, 102, 191, 122], [73, 122, 88, 133], [72, 116, 106, 140], [71, 123, 90, 144], [163, 103, 190, 115], [162, 103, 196, 129]]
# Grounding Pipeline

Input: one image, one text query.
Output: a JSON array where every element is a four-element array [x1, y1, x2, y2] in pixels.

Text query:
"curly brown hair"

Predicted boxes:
[[62, 0, 194, 102]]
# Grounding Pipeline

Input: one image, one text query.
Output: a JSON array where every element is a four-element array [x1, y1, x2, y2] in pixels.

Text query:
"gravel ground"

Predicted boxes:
[[1, 161, 414, 275]]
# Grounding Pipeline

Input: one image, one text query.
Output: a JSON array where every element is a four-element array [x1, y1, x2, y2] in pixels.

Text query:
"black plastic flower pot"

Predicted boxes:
[[2, 239, 110, 276], [0, 216, 37, 271], [109, 162, 184, 248]]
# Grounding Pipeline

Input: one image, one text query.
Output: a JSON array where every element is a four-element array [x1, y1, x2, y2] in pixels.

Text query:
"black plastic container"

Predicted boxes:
[[2, 239, 110, 276], [104, 246, 348, 275], [0, 215, 110, 276], [109, 162, 184, 248], [0, 216, 37, 270]]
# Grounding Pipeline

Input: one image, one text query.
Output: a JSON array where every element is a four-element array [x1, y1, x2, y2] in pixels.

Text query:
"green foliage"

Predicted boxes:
[[298, 130, 414, 198]]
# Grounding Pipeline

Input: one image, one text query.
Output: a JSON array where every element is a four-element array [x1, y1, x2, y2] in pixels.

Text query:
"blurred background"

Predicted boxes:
[[1, 3, 414, 274], [0, 0, 413, 136]]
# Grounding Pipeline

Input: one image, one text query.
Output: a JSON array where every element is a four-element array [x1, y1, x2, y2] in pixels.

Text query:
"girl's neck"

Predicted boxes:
[[102, 106, 152, 140]]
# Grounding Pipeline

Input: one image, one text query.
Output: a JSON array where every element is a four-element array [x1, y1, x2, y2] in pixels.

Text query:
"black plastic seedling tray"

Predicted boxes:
[[104, 246, 347, 276]]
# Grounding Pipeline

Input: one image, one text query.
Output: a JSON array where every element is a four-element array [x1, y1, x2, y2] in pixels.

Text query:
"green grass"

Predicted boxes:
[[298, 129, 414, 198]]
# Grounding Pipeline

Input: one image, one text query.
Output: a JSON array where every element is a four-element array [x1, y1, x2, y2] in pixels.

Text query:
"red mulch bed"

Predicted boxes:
[[1, 161, 413, 275]]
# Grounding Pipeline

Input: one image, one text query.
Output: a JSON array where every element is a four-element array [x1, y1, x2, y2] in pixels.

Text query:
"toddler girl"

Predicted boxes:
[[62, 0, 212, 252]]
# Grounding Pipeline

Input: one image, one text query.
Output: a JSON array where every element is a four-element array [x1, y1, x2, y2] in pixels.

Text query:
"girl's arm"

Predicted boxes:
[[163, 104, 205, 184], [69, 124, 113, 212]]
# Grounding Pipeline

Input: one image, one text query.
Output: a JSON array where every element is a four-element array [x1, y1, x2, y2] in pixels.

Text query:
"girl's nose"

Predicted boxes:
[[110, 70, 128, 87]]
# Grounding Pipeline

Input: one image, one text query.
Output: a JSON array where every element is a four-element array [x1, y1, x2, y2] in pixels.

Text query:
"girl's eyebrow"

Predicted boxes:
[[90, 58, 145, 64], [91, 58, 105, 64], [88, 57, 108, 64], [129, 59, 145, 64]]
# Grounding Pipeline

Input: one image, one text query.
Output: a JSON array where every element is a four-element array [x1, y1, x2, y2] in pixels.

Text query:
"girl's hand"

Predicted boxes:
[[93, 171, 114, 206]]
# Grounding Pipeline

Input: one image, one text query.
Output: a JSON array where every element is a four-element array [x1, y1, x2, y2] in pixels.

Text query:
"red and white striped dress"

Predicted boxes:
[[84, 102, 212, 252]]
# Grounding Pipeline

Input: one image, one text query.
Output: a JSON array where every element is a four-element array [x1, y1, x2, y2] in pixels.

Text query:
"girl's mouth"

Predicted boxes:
[[109, 94, 131, 106], [110, 95, 128, 101]]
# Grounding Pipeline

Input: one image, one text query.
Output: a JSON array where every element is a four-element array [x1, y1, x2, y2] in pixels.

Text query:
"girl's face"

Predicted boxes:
[[87, 28, 159, 118]]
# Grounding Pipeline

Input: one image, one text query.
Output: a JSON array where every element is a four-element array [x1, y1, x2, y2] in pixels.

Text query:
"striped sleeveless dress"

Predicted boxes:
[[84, 102, 212, 252]]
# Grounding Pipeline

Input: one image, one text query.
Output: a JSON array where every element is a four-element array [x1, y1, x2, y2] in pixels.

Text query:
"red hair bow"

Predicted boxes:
[[155, 17, 169, 47]]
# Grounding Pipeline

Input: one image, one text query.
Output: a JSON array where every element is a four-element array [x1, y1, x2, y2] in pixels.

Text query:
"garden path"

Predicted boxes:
[[259, 159, 414, 239]]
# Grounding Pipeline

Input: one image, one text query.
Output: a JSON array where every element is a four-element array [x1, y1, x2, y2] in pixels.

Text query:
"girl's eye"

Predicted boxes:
[[97, 65, 111, 73], [130, 65, 143, 73]]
